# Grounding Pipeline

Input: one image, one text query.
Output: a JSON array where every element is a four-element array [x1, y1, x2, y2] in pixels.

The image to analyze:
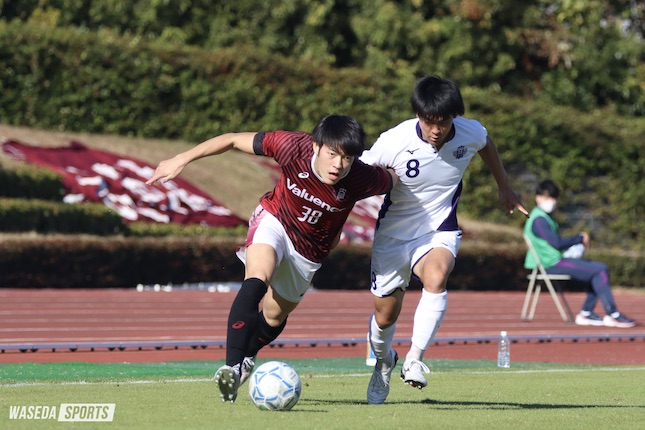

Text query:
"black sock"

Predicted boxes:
[[225, 278, 268, 367], [246, 312, 288, 358]]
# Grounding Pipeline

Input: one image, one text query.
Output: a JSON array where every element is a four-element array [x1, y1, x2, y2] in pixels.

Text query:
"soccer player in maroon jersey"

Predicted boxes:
[[147, 114, 396, 403]]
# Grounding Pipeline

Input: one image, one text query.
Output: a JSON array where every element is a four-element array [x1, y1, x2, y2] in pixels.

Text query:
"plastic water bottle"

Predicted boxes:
[[497, 331, 510, 368]]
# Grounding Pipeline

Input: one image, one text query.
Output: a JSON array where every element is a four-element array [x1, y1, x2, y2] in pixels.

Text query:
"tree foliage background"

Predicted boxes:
[[3, 0, 642, 113], [1, 0, 643, 250]]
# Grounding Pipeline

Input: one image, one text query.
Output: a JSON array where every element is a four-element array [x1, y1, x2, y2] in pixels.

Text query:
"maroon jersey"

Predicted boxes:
[[253, 130, 392, 262]]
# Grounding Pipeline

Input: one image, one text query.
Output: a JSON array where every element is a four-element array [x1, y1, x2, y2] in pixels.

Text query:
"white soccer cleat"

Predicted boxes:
[[367, 349, 398, 404], [239, 356, 256, 386], [400, 359, 430, 389], [215, 365, 240, 403]]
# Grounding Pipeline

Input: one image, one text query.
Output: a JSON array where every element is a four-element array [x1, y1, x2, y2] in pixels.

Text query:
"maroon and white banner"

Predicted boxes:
[[341, 194, 383, 243], [2, 140, 246, 228]]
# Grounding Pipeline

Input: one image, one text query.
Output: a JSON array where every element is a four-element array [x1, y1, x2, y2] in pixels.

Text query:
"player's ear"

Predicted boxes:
[[312, 141, 321, 154]]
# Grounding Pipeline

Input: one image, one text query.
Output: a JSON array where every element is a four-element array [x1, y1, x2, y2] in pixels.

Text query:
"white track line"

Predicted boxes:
[[3, 367, 645, 388]]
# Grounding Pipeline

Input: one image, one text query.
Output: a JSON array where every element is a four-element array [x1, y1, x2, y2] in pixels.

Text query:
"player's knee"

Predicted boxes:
[[374, 310, 397, 328], [238, 278, 269, 301], [419, 272, 448, 293], [417, 265, 452, 290], [262, 310, 289, 327]]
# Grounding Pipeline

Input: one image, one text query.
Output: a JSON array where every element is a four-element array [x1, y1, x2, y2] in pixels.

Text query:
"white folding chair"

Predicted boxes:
[[521, 235, 574, 322]]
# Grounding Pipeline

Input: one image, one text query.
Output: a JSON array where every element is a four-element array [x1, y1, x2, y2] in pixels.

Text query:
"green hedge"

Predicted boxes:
[[0, 164, 65, 200], [0, 20, 408, 143], [0, 235, 245, 288], [2, 237, 642, 289], [126, 222, 248, 238], [0, 198, 126, 234], [0, 197, 251, 237], [318, 242, 644, 291]]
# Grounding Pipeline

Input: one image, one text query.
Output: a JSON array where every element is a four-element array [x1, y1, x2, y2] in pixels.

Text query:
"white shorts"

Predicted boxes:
[[370, 230, 462, 297], [237, 206, 321, 303]]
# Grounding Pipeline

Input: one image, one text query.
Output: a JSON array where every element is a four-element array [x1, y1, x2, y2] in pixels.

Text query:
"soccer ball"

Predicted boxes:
[[248, 361, 301, 411]]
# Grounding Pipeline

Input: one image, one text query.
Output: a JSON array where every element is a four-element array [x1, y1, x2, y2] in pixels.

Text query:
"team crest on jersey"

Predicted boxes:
[[453, 146, 467, 159], [298, 172, 309, 178], [336, 188, 347, 201]]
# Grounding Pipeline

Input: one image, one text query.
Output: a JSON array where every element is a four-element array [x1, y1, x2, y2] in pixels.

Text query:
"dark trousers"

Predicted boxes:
[[547, 258, 617, 315]]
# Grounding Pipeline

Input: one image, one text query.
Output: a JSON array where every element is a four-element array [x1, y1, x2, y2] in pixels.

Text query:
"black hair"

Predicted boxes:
[[535, 180, 560, 198], [311, 114, 366, 157], [411, 76, 465, 122]]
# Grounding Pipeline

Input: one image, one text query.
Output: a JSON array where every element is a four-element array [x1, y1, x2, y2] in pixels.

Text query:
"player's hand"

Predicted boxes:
[[499, 189, 529, 217], [145, 156, 186, 185]]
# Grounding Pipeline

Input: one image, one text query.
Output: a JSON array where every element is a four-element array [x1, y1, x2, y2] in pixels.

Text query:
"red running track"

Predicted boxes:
[[1, 288, 644, 365]]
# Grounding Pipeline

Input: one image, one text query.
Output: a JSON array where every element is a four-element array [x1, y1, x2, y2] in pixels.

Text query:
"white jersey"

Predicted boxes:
[[360, 117, 487, 241]]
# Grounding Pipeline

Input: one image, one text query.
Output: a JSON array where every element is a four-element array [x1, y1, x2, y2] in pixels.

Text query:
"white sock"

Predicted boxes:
[[407, 290, 448, 362], [406, 344, 425, 363], [369, 312, 396, 365]]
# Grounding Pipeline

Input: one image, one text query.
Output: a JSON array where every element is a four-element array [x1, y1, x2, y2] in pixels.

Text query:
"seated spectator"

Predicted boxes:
[[524, 180, 636, 328]]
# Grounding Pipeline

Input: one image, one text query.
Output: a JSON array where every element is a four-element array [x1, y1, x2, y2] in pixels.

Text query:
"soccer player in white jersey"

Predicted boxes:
[[360, 76, 528, 404], [146, 114, 395, 404]]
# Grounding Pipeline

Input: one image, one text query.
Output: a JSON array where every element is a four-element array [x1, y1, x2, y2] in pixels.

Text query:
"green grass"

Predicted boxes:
[[1, 358, 645, 429]]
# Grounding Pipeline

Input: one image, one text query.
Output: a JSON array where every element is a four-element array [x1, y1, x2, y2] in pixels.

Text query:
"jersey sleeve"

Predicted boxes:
[[359, 132, 394, 169], [254, 130, 312, 166], [352, 160, 393, 198], [252, 132, 266, 155], [472, 120, 488, 151]]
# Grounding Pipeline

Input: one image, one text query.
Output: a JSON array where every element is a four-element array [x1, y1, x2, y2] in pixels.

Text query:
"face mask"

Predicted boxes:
[[537, 200, 557, 214]]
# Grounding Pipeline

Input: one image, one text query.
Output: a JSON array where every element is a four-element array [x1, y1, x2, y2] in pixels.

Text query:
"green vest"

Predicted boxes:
[[523, 207, 562, 269]]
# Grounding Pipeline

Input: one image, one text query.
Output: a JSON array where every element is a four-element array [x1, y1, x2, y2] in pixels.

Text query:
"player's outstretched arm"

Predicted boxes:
[[146, 132, 257, 185], [478, 136, 529, 217]]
